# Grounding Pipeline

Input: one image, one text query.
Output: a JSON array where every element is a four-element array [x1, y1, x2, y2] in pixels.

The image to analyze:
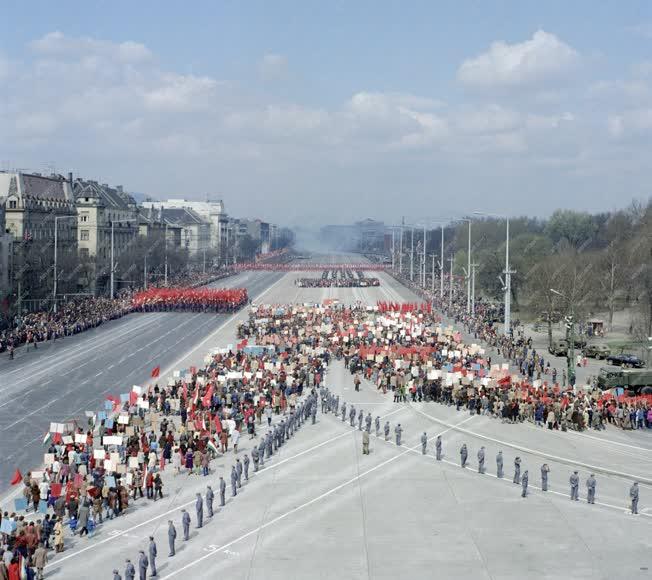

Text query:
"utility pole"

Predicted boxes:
[[448, 255, 454, 310], [164, 223, 168, 286], [440, 226, 444, 298], [410, 227, 414, 281], [399, 217, 404, 276], [110, 220, 114, 299], [422, 224, 427, 287], [391, 228, 395, 272], [431, 253, 435, 294], [470, 262, 479, 315], [504, 218, 511, 336], [466, 220, 472, 314]]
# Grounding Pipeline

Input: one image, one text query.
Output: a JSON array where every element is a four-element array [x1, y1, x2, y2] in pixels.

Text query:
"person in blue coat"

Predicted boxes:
[[138, 550, 149, 580], [168, 520, 177, 556], [181, 509, 191, 541], [124, 559, 135, 580], [195, 493, 204, 528], [148, 537, 157, 576]]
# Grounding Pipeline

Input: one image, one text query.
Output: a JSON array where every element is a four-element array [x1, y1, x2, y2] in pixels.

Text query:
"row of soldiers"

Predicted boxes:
[[322, 386, 642, 516], [114, 391, 322, 579]]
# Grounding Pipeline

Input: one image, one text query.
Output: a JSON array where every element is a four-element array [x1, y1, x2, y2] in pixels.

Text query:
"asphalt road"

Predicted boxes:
[[0, 270, 283, 494]]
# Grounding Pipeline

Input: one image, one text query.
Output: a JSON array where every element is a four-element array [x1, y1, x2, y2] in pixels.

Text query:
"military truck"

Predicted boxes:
[[597, 366, 652, 395]]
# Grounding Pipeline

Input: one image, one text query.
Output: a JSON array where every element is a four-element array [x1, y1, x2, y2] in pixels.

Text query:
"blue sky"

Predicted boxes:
[[2, 1, 652, 225]]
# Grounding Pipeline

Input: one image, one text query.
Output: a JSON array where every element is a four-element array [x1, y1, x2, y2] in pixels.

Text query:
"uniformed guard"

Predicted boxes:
[[138, 550, 148, 580], [586, 474, 596, 504], [181, 509, 191, 541], [435, 435, 442, 461], [206, 486, 214, 518], [513, 457, 521, 484], [375, 416, 381, 437], [168, 520, 177, 556], [113, 569, 122, 580], [630, 482, 639, 514], [477, 446, 485, 474], [341, 402, 347, 422], [570, 471, 579, 501], [231, 466, 238, 497], [311, 404, 317, 424], [148, 536, 157, 577], [421, 432, 428, 455], [350, 406, 356, 427], [358, 409, 364, 431], [362, 430, 370, 455], [124, 559, 135, 580], [335, 396, 340, 415], [219, 476, 226, 506], [195, 493, 204, 528], [252, 446, 260, 472], [365, 413, 372, 433], [236, 458, 243, 488], [460, 443, 468, 468], [541, 464, 550, 491], [259, 439, 266, 466], [496, 451, 504, 478], [243, 454, 250, 481], [394, 423, 403, 446], [384, 421, 390, 441], [521, 470, 529, 498]]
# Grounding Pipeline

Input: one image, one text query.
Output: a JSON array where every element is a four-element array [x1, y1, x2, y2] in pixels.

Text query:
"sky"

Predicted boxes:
[[2, 1, 652, 227]]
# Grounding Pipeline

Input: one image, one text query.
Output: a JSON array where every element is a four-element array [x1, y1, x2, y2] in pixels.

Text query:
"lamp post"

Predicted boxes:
[[410, 226, 414, 281], [53, 215, 76, 313], [551, 288, 576, 387], [110, 217, 138, 299], [448, 254, 454, 310], [474, 211, 512, 335]]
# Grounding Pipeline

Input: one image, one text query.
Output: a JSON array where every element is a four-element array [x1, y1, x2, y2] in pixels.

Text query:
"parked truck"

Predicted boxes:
[[597, 367, 652, 395]]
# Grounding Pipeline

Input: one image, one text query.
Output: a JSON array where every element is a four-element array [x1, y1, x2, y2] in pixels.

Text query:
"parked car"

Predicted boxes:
[[584, 344, 611, 360], [606, 353, 646, 368], [549, 339, 568, 356]]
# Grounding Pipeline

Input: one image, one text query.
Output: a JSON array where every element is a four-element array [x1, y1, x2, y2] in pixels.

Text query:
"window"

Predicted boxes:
[[8, 200, 17, 209], [79, 248, 89, 258], [80, 215, 88, 222], [80, 230, 89, 241]]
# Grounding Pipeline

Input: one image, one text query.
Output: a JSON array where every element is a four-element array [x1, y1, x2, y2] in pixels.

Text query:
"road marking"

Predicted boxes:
[[160, 414, 475, 579], [411, 405, 652, 486]]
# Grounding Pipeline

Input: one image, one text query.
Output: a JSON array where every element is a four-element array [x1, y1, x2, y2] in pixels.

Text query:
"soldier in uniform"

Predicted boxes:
[[181, 509, 191, 540], [341, 402, 347, 422], [113, 570, 122, 580], [195, 493, 204, 528], [496, 451, 504, 478], [148, 537, 157, 577], [206, 486, 214, 518], [138, 550, 148, 580], [236, 459, 243, 488], [435, 436, 442, 461], [365, 413, 372, 433], [362, 430, 370, 455], [541, 464, 550, 491], [311, 404, 317, 424], [570, 471, 579, 501], [394, 424, 403, 446], [421, 432, 428, 455], [513, 457, 521, 484], [477, 446, 485, 474], [384, 421, 390, 441], [252, 446, 260, 472], [243, 454, 250, 481], [358, 409, 364, 431], [460, 443, 468, 468], [521, 470, 529, 498], [630, 482, 639, 514], [350, 406, 356, 427], [231, 466, 238, 497], [168, 520, 177, 556], [219, 476, 226, 506], [124, 559, 135, 580], [375, 416, 381, 437], [586, 474, 596, 504]]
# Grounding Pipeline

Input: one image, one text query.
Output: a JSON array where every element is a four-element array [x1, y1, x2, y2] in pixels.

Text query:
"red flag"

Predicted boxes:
[[202, 384, 214, 408], [10, 468, 22, 486], [151, 366, 160, 378], [129, 391, 138, 406]]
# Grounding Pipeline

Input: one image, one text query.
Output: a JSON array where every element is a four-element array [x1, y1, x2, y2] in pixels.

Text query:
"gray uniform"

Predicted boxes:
[[421, 433, 428, 455], [541, 464, 550, 491], [231, 466, 238, 496], [395, 424, 403, 446], [513, 457, 521, 484], [182, 510, 191, 540], [477, 447, 485, 474], [570, 472, 579, 500], [630, 482, 639, 514], [148, 539, 157, 576], [168, 521, 177, 556], [496, 451, 504, 478], [358, 410, 364, 431], [219, 477, 226, 506], [384, 421, 390, 441], [365, 413, 372, 433], [138, 552, 148, 580], [243, 454, 250, 481], [259, 440, 266, 465], [375, 416, 380, 437], [341, 403, 347, 422], [196, 493, 203, 528], [460, 444, 468, 468], [435, 436, 442, 461], [350, 407, 356, 427], [114, 571, 122, 580], [252, 446, 260, 472], [206, 486, 214, 517], [521, 471, 529, 498], [586, 475, 596, 504], [125, 561, 135, 580]]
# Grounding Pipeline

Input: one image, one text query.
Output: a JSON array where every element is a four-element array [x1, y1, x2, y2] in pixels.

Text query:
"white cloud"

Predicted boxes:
[[30, 31, 152, 63], [457, 30, 579, 89], [259, 53, 288, 80], [144, 74, 219, 112], [608, 109, 652, 138]]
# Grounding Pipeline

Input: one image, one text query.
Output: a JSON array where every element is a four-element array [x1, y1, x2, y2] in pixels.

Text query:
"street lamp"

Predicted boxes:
[[53, 215, 77, 313], [474, 211, 512, 336], [550, 287, 576, 387], [110, 217, 138, 299]]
